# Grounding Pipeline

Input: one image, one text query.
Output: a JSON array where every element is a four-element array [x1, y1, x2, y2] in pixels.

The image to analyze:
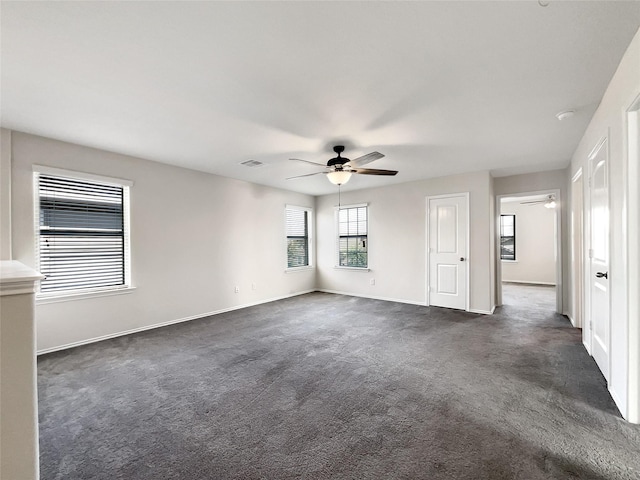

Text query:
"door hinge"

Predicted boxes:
[[588, 249, 594, 259]]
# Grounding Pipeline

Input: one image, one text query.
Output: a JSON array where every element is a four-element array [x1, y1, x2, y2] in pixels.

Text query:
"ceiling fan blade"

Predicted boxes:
[[286, 171, 325, 180], [520, 200, 545, 205], [351, 168, 398, 176], [289, 158, 327, 167], [347, 152, 385, 167]]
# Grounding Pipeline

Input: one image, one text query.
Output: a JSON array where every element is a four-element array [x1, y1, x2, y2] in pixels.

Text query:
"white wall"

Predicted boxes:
[[569, 27, 640, 422], [501, 200, 556, 285], [493, 169, 569, 311], [315, 171, 495, 314], [1, 128, 11, 260], [9, 132, 316, 352]]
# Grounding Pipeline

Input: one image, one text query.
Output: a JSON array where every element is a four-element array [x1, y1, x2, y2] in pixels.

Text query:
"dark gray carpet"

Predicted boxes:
[[502, 283, 556, 312], [38, 292, 640, 480]]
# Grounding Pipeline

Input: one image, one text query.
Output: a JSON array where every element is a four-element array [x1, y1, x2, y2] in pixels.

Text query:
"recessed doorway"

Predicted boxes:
[[497, 191, 561, 313]]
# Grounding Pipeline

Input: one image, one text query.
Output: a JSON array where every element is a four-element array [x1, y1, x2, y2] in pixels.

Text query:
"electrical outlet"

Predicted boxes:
[[370, 278, 375, 286], [235, 286, 240, 293]]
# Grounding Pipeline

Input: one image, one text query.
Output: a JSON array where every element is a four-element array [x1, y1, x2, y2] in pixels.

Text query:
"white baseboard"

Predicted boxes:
[[502, 280, 556, 286], [317, 289, 426, 307], [318, 289, 497, 315], [567, 313, 578, 327], [609, 385, 627, 420], [37, 289, 316, 355], [468, 306, 495, 315]]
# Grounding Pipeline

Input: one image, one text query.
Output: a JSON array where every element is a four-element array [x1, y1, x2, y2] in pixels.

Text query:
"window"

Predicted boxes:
[[35, 169, 131, 295], [338, 205, 368, 268], [286, 205, 312, 268], [500, 214, 516, 261]]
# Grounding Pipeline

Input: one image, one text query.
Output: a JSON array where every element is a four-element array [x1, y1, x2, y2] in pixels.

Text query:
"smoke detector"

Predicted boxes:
[[555, 110, 575, 121], [240, 160, 265, 167]]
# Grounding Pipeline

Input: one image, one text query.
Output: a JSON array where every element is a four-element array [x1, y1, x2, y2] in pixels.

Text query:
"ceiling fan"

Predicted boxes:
[[287, 145, 398, 185], [520, 194, 557, 209]]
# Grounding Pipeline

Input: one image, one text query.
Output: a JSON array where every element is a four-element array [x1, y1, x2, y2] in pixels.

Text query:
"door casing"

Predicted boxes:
[[495, 189, 563, 314]]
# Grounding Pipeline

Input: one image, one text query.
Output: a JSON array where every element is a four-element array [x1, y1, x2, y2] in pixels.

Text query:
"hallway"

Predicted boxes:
[[502, 282, 556, 312]]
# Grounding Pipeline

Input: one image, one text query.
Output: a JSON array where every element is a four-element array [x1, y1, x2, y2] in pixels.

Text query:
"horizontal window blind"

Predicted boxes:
[[500, 214, 516, 261], [38, 174, 126, 293], [286, 208, 309, 268], [338, 206, 368, 267]]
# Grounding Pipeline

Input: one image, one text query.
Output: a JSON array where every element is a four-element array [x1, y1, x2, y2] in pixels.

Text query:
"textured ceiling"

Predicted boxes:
[[2, 1, 639, 195]]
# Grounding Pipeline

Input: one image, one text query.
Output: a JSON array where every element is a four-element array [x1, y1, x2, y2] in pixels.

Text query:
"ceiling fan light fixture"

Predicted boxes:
[[544, 199, 557, 209], [327, 170, 352, 185]]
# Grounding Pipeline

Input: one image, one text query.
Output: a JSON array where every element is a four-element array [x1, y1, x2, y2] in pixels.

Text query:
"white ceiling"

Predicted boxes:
[[2, 1, 639, 196]]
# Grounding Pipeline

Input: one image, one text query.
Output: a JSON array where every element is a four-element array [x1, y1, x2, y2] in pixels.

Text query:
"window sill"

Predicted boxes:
[[334, 266, 370, 272], [36, 286, 136, 305], [285, 266, 315, 274]]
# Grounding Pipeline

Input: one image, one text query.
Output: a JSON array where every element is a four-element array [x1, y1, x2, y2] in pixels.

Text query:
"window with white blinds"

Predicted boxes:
[[36, 171, 131, 295], [286, 206, 312, 268], [337, 205, 368, 268], [500, 214, 516, 261]]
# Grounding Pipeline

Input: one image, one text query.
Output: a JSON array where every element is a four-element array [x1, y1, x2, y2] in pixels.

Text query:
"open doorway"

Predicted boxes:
[[497, 190, 561, 313]]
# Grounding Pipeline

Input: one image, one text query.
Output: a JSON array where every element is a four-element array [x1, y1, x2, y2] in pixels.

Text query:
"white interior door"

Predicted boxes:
[[589, 138, 610, 380], [428, 194, 468, 310]]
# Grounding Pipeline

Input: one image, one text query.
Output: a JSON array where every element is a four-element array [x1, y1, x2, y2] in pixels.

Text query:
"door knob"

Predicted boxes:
[[596, 272, 608, 279], [460, 257, 465, 262]]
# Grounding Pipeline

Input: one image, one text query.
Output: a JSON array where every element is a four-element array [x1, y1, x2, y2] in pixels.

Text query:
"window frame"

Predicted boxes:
[[335, 203, 369, 270], [33, 166, 134, 301], [500, 214, 516, 261], [284, 204, 313, 271]]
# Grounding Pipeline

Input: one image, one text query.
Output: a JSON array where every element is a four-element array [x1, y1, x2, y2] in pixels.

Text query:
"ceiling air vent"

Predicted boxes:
[[240, 160, 265, 167]]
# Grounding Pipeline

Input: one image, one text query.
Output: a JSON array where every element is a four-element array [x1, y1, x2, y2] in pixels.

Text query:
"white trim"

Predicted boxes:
[[36, 289, 316, 355], [333, 202, 368, 210], [33, 169, 133, 296], [609, 385, 624, 417], [285, 266, 315, 274], [625, 92, 640, 423], [285, 204, 314, 270], [502, 280, 556, 286], [318, 289, 424, 306], [334, 203, 369, 269], [123, 185, 132, 287], [496, 189, 562, 314], [285, 204, 313, 212], [33, 165, 134, 187], [0, 261, 44, 296], [572, 168, 583, 184], [333, 266, 370, 272], [36, 286, 136, 305], [570, 167, 584, 330], [468, 306, 495, 315], [0, 280, 41, 296]]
